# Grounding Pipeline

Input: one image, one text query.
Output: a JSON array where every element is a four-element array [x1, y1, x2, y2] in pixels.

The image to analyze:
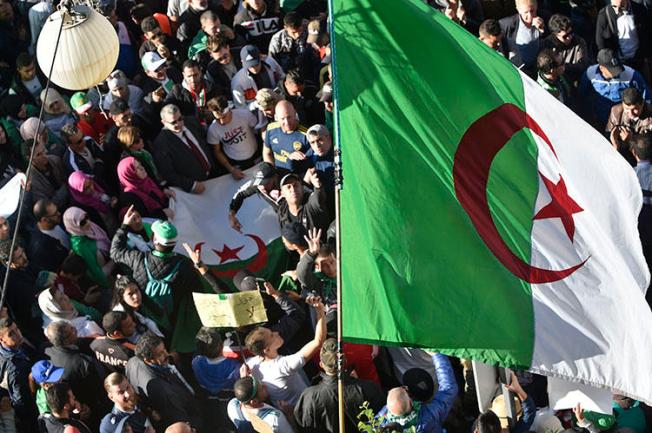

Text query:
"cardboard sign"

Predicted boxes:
[[193, 291, 268, 328]]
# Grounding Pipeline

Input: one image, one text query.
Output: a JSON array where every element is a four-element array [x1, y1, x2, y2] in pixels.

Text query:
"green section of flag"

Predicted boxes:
[[170, 239, 287, 352], [334, 0, 540, 367], [280, 0, 304, 12]]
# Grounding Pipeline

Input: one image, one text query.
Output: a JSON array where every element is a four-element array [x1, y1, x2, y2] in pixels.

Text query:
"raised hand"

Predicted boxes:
[[304, 228, 322, 255]]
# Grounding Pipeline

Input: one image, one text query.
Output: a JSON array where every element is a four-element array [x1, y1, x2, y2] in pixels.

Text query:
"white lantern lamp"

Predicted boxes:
[[36, 1, 119, 91]]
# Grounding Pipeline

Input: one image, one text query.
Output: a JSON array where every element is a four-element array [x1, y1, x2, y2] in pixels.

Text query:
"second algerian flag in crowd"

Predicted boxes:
[[334, 0, 652, 402], [170, 169, 285, 352], [172, 168, 285, 281]]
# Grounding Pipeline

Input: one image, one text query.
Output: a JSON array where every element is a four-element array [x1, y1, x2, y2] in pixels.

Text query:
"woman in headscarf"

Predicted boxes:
[[39, 88, 74, 138], [68, 171, 118, 235], [117, 156, 175, 220], [62, 206, 114, 289], [117, 126, 160, 182], [38, 286, 103, 338], [19, 116, 64, 156]]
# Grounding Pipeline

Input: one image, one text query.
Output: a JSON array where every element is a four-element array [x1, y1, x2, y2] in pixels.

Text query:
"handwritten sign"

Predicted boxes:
[[193, 291, 268, 328]]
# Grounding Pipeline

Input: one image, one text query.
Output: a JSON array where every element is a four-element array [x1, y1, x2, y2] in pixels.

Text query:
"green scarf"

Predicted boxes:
[[129, 149, 160, 181], [315, 271, 336, 300], [385, 401, 421, 431]]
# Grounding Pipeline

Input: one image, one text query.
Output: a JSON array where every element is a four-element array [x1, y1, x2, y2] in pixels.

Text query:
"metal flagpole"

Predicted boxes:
[[327, 0, 345, 430], [0, 10, 66, 308]]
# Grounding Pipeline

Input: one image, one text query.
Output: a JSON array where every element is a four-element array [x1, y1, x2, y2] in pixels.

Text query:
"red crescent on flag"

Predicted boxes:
[[194, 234, 268, 279], [452, 103, 587, 284]]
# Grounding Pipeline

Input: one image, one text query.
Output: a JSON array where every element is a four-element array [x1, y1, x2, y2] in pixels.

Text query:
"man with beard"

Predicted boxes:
[[205, 33, 242, 92], [188, 10, 243, 66], [166, 60, 224, 123], [139, 16, 185, 68], [0, 243, 44, 345], [21, 141, 68, 208], [100, 373, 156, 433]]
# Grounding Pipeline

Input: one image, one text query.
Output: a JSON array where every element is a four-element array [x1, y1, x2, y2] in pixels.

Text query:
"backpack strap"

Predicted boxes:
[[161, 260, 182, 282]]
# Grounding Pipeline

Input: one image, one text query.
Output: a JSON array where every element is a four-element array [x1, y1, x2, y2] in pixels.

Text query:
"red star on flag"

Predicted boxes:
[[213, 244, 244, 264], [533, 172, 584, 241]]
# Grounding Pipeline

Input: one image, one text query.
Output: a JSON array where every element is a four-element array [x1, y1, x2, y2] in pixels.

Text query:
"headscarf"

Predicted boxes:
[[68, 171, 111, 213], [38, 288, 78, 321], [40, 88, 71, 115], [62, 206, 110, 253], [37, 287, 104, 338], [19, 117, 45, 141], [117, 157, 166, 213], [127, 149, 160, 181]]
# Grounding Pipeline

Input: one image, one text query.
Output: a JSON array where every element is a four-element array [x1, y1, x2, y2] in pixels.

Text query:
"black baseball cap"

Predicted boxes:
[[403, 368, 436, 402], [253, 162, 276, 186], [240, 45, 261, 68], [597, 49, 624, 76], [280, 173, 300, 187]]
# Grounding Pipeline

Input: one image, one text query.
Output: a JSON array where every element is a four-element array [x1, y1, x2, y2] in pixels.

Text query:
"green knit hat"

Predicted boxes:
[[151, 220, 178, 246], [70, 92, 92, 114]]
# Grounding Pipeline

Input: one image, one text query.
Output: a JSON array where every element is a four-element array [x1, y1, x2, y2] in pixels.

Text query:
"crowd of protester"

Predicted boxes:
[[0, 0, 650, 431]]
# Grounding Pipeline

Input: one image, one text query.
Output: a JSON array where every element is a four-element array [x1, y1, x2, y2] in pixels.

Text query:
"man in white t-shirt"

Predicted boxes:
[[244, 295, 326, 406], [207, 95, 260, 179]]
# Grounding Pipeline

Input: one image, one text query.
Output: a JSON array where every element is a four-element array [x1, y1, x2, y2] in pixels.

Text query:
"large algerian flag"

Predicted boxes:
[[334, 0, 652, 402], [169, 168, 287, 352], [172, 168, 286, 282]]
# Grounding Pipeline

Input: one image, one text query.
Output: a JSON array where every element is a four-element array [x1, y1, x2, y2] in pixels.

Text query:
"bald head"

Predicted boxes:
[[275, 100, 298, 133], [387, 387, 412, 416], [165, 422, 193, 433]]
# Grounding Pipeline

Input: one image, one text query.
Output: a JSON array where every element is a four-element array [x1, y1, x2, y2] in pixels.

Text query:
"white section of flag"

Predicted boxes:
[[0, 173, 26, 218], [171, 168, 280, 265], [520, 72, 652, 403]]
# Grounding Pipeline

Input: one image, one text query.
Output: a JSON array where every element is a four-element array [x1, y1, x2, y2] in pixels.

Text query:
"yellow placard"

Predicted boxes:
[[193, 291, 268, 328]]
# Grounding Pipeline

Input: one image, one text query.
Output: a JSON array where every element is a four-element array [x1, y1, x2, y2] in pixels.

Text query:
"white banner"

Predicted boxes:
[[0, 173, 26, 218], [171, 168, 280, 267]]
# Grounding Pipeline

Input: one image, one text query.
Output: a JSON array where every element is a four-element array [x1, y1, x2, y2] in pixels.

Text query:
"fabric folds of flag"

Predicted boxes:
[[334, 0, 652, 402]]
